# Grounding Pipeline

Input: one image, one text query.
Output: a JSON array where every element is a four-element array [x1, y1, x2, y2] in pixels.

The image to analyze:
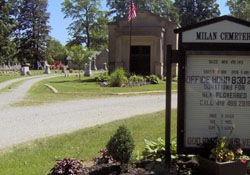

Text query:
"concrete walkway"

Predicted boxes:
[[0, 75, 177, 150]]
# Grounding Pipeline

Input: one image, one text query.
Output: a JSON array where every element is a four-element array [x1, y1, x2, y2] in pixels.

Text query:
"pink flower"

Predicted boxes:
[[241, 158, 247, 164], [237, 148, 243, 155]]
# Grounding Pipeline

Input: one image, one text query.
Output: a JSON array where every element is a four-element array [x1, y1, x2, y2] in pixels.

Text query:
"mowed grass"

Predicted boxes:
[[0, 110, 177, 175], [16, 74, 176, 106], [0, 74, 21, 83]]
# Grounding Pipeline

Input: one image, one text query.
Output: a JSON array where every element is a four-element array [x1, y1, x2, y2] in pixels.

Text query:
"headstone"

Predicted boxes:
[[103, 63, 107, 70], [62, 66, 67, 74], [45, 66, 50, 74], [21, 64, 30, 76], [44, 61, 50, 74], [84, 59, 92, 76], [91, 57, 97, 70]]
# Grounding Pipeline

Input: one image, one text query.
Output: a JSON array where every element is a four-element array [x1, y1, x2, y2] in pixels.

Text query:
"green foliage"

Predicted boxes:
[[0, 1, 17, 64], [142, 137, 165, 162], [48, 158, 84, 175], [110, 68, 128, 87], [227, 0, 250, 21], [174, 0, 220, 26], [16, 0, 50, 65], [46, 39, 67, 64], [106, 125, 135, 164], [62, 0, 108, 49], [95, 72, 111, 82], [67, 45, 94, 79], [145, 75, 159, 84], [128, 75, 145, 84], [106, 0, 178, 22]]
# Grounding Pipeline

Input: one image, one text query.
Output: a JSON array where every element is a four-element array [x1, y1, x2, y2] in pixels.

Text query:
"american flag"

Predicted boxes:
[[128, 0, 136, 21]]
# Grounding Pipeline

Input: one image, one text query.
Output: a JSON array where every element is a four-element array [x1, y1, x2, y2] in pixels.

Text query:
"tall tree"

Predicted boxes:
[[227, 0, 250, 21], [16, 0, 50, 67], [174, 0, 221, 26], [61, 0, 108, 50], [0, 0, 17, 65], [107, 0, 178, 22]]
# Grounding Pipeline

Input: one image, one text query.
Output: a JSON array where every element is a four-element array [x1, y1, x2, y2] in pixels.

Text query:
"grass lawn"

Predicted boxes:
[[0, 110, 177, 175], [0, 74, 22, 83], [15, 73, 177, 106], [0, 70, 44, 83]]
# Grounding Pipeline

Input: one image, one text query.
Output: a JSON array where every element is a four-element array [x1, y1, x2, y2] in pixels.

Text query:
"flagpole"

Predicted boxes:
[[129, 0, 132, 71]]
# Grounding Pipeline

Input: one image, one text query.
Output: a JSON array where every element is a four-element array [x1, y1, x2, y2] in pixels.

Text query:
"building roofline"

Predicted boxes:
[[174, 15, 250, 33]]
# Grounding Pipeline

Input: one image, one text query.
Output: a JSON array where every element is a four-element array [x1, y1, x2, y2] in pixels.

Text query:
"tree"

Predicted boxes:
[[106, 0, 178, 22], [46, 39, 66, 64], [67, 45, 94, 80], [227, 0, 250, 21], [174, 0, 221, 26], [16, 0, 50, 67], [61, 0, 108, 50], [90, 12, 109, 51], [0, 0, 17, 66]]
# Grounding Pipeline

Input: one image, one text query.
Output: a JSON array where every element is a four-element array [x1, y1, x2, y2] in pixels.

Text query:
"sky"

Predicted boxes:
[[48, 0, 230, 46]]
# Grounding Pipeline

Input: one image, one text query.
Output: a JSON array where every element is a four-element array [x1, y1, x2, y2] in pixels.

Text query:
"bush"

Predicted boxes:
[[128, 75, 145, 84], [95, 72, 111, 82], [48, 158, 84, 175], [109, 68, 128, 87], [106, 125, 135, 164], [145, 75, 159, 84]]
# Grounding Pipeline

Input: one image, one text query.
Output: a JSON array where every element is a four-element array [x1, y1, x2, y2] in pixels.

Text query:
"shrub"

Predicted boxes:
[[48, 158, 84, 175], [145, 75, 159, 84], [93, 148, 114, 165], [128, 75, 145, 84], [95, 72, 110, 82], [106, 125, 135, 164], [109, 68, 128, 87]]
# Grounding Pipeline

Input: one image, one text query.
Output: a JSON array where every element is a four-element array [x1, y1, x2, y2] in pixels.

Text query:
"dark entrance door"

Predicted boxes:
[[130, 46, 150, 75]]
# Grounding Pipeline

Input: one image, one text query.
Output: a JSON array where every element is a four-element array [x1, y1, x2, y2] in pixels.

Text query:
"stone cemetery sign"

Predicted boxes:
[[174, 16, 250, 153]]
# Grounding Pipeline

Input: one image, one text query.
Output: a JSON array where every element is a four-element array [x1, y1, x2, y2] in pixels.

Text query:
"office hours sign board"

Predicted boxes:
[[185, 55, 250, 149]]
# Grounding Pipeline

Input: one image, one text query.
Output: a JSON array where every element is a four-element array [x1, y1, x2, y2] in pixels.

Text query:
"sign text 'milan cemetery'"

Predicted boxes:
[[174, 16, 250, 153]]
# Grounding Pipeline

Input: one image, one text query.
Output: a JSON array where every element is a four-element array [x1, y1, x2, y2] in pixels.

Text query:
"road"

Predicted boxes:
[[0, 75, 177, 149]]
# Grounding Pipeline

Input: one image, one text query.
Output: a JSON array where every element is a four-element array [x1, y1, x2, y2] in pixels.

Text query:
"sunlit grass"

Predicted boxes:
[[0, 110, 176, 175], [15, 74, 175, 106]]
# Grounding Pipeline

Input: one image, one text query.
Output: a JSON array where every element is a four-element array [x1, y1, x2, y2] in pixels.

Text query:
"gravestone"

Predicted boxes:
[[84, 60, 92, 76]]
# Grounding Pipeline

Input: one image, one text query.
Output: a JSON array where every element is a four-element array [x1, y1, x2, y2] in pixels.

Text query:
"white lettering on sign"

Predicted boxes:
[[185, 55, 250, 149]]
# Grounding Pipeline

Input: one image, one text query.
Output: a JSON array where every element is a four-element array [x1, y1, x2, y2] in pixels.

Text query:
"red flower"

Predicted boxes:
[[241, 158, 247, 164]]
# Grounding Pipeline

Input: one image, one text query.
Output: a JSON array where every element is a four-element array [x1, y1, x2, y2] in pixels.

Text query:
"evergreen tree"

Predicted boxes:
[[62, 0, 108, 50], [16, 0, 50, 67], [174, 0, 221, 26], [107, 0, 178, 21], [227, 0, 250, 21], [0, 0, 17, 65]]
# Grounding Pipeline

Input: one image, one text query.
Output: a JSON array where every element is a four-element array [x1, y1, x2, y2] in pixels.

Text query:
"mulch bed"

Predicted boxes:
[[79, 161, 180, 175]]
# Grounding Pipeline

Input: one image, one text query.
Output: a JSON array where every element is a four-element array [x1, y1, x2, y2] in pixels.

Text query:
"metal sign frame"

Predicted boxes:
[[171, 16, 250, 154]]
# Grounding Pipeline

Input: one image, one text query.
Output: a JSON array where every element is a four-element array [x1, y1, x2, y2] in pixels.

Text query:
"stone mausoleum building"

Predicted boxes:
[[108, 9, 179, 77]]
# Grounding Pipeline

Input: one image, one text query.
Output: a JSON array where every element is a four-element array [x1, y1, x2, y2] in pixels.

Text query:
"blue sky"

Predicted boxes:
[[48, 0, 230, 45]]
